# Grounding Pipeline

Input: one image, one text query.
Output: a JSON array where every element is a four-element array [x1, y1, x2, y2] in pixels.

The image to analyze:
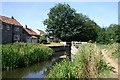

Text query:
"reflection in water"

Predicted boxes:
[[2, 61, 51, 78], [2, 51, 66, 78], [22, 68, 47, 78]]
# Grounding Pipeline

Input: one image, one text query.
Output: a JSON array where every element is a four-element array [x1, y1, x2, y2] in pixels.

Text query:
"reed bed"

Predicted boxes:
[[2, 43, 53, 70]]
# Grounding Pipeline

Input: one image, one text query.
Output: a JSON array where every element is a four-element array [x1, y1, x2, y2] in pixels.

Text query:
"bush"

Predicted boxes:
[[2, 43, 53, 70], [39, 34, 47, 43], [46, 59, 77, 79], [88, 40, 93, 43]]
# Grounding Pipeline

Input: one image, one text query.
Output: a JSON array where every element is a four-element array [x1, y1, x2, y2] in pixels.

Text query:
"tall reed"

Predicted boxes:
[[2, 43, 53, 70]]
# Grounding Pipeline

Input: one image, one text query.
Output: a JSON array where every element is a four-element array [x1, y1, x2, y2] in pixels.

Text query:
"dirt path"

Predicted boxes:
[[94, 43, 118, 77], [101, 49, 118, 74]]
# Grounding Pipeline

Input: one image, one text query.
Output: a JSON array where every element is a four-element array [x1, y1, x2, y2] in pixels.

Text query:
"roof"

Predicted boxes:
[[23, 27, 39, 36], [37, 29, 47, 35], [0, 16, 22, 26]]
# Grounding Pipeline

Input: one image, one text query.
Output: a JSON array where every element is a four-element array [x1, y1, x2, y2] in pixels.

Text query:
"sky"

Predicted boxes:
[[1, 2, 118, 32]]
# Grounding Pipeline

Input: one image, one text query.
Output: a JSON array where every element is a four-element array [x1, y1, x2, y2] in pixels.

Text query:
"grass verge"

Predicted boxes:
[[46, 43, 114, 78]]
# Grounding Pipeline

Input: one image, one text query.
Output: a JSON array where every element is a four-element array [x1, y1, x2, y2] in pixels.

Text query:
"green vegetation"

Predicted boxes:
[[97, 43, 119, 59], [44, 3, 119, 44], [39, 34, 47, 43], [2, 43, 53, 70], [46, 59, 74, 78], [97, 24, 120, 44], [44, 3, 100, 42], [46, 44, 114, 78]]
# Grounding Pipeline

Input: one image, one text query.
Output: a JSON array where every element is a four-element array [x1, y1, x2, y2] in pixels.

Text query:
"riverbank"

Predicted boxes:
[[2, 51, 66, 78], [46, 43, 115, 78], [2, 43, 53, 70], [2, 43, 67, 79], [96, 43, 119, 78]]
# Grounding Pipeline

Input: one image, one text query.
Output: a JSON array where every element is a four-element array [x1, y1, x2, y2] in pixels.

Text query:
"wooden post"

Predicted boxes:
[[66, 42, 71, 60]]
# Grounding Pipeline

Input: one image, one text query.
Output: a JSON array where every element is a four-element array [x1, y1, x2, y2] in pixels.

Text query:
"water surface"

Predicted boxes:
[[2, 51, 66, 79]]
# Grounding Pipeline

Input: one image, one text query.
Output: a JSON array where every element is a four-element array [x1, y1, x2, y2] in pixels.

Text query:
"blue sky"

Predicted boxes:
[[1, 2, 118, 32]]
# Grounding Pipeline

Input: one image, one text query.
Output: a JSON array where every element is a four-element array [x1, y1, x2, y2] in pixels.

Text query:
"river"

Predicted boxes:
[[2, 51, 66, 79]]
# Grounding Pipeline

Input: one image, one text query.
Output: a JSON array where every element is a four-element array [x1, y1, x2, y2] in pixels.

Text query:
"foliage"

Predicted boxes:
[[39, 34, 47, 43], [97, 58, 115, 77], [43, 3, 119, 43], [46, 59, 76, 79], [97, 43, 119, 59], [46, 44, 113, 78], [2, 43, 53, 70], [97, 24, 120, 44], [97, 28, 108, 44], [107, 24, 120, 43], [43, 3, 100, 42]]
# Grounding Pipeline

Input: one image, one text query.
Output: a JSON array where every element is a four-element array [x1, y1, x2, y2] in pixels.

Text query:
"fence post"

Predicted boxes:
[[66, 42, 71, 60]]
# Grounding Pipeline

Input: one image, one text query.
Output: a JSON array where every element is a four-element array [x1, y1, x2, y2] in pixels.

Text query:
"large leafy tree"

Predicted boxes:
[[96, 24, 120, 44], [97, 28, 109, 44], [43, 3, 99, 42], [106, 24, 120, 43], [44, 3, 76, 42]]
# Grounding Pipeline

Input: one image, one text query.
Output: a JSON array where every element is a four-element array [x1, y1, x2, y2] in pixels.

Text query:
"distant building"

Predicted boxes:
[[33, 29, 47, 42], [33, 29, 46, 35], [0, 15, 23, 44], [23, 25, 39, 43], [0, 15, 40, 44]]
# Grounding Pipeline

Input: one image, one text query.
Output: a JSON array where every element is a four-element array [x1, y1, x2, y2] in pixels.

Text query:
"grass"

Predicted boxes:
[[97, 43, 119, 59], [46, 43, 114, 78], [46, 59, 74, 78], [2, 43, 53, 70]]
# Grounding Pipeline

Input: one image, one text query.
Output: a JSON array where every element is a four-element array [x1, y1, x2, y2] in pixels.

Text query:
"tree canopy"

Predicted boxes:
[[96, 24, 120, 44], [43, 3, 114, 43]]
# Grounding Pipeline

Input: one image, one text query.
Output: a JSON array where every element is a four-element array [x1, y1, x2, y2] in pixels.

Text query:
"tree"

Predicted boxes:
[[44, 3, 76, 42], [106, 24, 120, 43], [96, 24, 120, 44], [97, 28, 110, 44], [43, 3, 99, 42], [39, 34, 47, 43]]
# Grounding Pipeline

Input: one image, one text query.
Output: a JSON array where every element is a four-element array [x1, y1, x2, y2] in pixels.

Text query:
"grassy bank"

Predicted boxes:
[[46, 43, 114, 78], [2, 43, 53, 70], [97, 43, 119, 59]]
